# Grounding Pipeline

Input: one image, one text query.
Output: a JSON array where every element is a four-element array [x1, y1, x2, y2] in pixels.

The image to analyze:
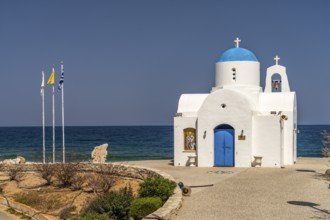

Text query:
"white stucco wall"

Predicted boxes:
[[252, 115, 281, 167], [197, 89, 253, 167], [215, 61, 260, 88], [174, 116, 197, 166], [258, 92, 297, 165]]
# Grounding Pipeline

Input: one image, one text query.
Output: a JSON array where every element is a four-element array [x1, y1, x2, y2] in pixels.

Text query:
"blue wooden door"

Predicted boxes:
[[214, 129, 234, 166]]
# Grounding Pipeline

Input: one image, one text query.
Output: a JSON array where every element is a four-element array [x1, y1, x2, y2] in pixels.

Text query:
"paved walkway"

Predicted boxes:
[[127, 158, 330, 220]]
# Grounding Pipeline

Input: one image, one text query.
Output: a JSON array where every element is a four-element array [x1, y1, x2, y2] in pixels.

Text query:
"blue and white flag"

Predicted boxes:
[[58, 68, 64, 90]]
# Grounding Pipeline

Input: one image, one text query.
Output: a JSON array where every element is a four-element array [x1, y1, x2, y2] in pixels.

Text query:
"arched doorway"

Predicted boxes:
[[214, 124, 234, 167]]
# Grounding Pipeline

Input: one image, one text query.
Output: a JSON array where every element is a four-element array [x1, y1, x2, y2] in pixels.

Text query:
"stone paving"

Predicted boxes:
[[128, 158, 330, 220]]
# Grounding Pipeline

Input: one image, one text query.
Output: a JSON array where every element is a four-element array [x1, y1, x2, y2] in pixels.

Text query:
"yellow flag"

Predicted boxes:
[[47, 68, 55, 85]]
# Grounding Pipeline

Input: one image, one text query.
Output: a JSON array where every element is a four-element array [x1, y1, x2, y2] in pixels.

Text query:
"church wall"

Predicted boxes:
[[257, 92, 297, 165], [215, 61, 260, 88], [174, 116, 197, 166], [252, 116, 281, 167], [197, 89, 253, 167], [282, 111, 295, 165]]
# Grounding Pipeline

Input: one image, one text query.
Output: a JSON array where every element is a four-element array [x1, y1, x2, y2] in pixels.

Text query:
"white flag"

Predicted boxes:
[[40, 71, 45, 96]]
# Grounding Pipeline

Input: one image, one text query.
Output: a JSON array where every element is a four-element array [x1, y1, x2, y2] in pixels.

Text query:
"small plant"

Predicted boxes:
[[130, 197, 162, 220], [59, 205, 76, 219], [139, 178, 176, 203], [85, 186, 133, 220], [35, 162, 55, 185], [7, 165, 23, 181]]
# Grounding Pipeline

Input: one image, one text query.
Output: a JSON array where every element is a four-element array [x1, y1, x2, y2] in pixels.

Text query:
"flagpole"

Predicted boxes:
[[61, 62, 65, 163], [52, 66, 55, 164], [41, 71, 45, 164]]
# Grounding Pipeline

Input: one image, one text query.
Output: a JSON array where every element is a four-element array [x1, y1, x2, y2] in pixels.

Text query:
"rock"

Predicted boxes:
[[91, 143, 108, 164], [325, 169, 330, 178], [17, 156, 25, 164], [322, 148, 330, 157], [3, 159, 17, 164], [2, 156, 26, 165]]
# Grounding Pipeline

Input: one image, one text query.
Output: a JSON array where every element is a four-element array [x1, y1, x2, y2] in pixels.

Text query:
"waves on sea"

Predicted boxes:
[[0, 125, 327, 162]]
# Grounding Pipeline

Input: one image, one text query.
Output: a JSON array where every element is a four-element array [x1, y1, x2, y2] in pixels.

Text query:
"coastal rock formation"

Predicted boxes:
[[91, 143, 108, 163], [2, 156, 26, 164]]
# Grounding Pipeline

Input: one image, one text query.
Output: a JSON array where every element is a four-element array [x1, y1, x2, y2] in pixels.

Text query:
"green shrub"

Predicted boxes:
[[85, 186, 133, 220], [130, 197, 162, 220], [71, 212, 113, 220], [139, 178, 176, 203]]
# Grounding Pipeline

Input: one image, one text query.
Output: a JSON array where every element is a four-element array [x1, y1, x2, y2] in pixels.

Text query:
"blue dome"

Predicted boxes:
[[218, 48, 258, 62]]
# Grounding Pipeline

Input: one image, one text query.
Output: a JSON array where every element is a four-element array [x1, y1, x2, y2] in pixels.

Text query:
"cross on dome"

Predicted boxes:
[[274, 55, 280, 65], [234, 37, 241, 48]]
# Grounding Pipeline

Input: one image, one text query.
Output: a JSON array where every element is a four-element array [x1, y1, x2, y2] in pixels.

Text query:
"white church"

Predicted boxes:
[[174, 38, 297, 168]]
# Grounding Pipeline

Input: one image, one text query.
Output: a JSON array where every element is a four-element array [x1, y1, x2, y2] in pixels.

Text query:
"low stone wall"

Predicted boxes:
[[0, 162, 183, 220], [113, 164, 183, 220]]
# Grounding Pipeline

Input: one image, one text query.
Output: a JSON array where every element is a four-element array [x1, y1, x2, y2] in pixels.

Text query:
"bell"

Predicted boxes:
[[273, 81, 280, 90]]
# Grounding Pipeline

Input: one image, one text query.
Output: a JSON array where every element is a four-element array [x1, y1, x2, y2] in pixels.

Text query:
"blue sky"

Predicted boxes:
[[0, 0, 329, 126]]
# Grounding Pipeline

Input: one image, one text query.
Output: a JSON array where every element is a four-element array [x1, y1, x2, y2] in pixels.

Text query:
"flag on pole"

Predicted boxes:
[[47, 67, 55, 85], [58, 68, 64, 90], [40, 71, 45, 96]]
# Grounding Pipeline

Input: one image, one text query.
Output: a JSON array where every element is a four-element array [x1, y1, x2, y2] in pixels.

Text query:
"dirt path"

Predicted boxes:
[[0, 205, 21, 220]]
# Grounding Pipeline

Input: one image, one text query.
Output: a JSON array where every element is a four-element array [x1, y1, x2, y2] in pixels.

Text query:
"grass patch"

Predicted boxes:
[[14, 191, 62, 211]]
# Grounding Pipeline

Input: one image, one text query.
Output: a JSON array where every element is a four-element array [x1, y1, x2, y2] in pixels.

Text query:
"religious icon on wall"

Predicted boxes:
[[184, 128, 196, 151]]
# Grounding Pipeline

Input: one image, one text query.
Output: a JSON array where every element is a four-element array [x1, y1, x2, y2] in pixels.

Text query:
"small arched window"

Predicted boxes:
[[183, 128, 196, 151]]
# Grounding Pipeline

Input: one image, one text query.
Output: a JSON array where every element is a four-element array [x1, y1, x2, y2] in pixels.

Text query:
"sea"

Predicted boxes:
[[0, 125, 327, 163]]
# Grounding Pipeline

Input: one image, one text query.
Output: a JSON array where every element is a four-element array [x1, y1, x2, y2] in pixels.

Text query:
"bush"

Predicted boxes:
[[54, 163, 81, 188], [85, 186, 133, 220], [130, 197, 162, 220], [87, 165, 117, 194], [7, 165, 23, 181], [59, 205, 76, 219], [139, 178, 176, 203], [71, 212, 113, 220], [35, 163, 55, 185]]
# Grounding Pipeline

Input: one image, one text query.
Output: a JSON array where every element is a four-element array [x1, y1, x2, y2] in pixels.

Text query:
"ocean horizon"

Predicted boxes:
[[0, 125, 327, 163]]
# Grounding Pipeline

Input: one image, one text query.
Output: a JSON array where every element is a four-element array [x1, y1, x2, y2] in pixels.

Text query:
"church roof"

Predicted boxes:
[[218, 47, 258, 62]]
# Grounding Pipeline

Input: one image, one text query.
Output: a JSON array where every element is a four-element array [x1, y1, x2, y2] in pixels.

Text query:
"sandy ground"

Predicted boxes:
[[0, 169, 140, 220], [127, 157, 330, 220]]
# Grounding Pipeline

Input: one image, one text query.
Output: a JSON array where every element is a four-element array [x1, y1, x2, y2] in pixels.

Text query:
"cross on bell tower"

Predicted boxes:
[[274, 55, 280, 65], [234, 37, 241, 48]]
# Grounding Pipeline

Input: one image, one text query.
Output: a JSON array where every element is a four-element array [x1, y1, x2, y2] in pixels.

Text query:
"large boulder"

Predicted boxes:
[[91, 143, 108, 164]]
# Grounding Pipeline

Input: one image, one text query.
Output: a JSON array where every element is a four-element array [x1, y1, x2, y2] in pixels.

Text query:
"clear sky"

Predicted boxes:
[[0, 0, 329, 126]]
